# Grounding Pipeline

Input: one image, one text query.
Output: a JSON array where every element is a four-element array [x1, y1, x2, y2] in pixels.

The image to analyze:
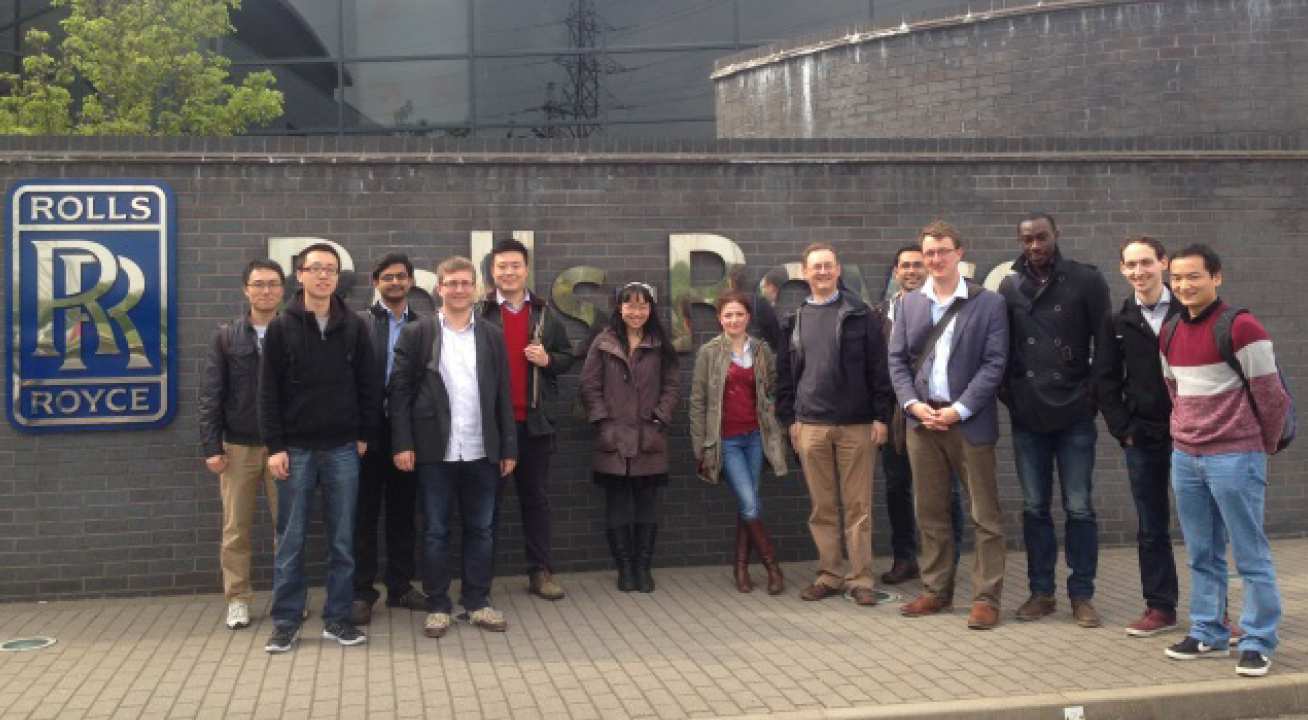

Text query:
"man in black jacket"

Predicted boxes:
[[776, 242, 895, 606], [478, 239, 575, 600], [350, 253, 426, 626], [998, 213, 1113, 628], [390, 256, 518, 639], [259, 243, 380, 654], [199, 259, 284, 631], [1095, 236, 1182, 637]]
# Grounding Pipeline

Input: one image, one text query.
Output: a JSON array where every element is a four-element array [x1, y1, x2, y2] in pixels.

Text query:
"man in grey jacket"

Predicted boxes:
[[389, 256, 517, 639], [888, 221, 1009, 630]]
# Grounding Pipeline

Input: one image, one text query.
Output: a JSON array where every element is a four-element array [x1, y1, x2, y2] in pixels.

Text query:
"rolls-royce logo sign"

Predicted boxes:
[[6, 181, 176, 431]]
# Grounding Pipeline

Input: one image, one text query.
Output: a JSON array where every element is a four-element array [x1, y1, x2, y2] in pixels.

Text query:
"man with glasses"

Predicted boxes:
[[199, 259, 285, 630], [259, 243, 379, 654], [350, 253, 427, 626], [390, 256, 517, 638]]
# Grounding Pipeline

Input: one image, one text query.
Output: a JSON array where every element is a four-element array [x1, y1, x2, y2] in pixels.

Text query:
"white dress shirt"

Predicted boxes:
[[905, 275, 973, 421], [1136, 285, 1172, 336], [438, 312, 485, 462]]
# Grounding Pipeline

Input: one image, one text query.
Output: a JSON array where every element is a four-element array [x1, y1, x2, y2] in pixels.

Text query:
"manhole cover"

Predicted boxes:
[[1, 637, 56, 652]]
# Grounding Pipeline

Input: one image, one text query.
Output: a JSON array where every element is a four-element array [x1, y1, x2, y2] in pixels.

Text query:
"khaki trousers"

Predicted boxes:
[[906, 425, 1006, 607], [220, 442, 278, 602], [794, 422, 875, 590]]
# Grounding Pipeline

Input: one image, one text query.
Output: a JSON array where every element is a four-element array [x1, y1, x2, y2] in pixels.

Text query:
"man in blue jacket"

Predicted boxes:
[[888, 221, 1009, 629]]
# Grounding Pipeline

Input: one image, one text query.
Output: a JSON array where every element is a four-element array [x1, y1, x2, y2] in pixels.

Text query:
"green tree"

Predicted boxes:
[[0, 0, 283, 135]]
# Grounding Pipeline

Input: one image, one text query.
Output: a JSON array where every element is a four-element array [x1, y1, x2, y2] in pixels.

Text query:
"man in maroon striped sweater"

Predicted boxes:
[[1160, 244, 1289, 678]]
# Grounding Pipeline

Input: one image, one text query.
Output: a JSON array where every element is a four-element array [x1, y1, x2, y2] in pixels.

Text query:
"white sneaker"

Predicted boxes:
[[424, 612, 451, 638], [225, 601, 250, 630]]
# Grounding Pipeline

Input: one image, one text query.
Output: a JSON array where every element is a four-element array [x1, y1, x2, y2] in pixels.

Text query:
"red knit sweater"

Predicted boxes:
[[500, 305, 530, 422], [1160, 301, 1288, 456]]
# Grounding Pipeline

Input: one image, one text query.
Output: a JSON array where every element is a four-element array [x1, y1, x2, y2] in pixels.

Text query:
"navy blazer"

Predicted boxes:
[[887, 281, 1009, 446]]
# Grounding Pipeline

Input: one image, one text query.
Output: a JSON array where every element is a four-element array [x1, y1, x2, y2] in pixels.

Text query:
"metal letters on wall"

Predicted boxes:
[[6, 181, 177, 431]]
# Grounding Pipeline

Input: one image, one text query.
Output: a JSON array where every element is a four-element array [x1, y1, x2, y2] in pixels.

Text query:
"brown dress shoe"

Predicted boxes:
[[799, 583, 841, 601], [529, 570, 566, 601], [967, 602, 1000, 630], [901, 593, 952, 617], [846, 587, 879, 606], [1071, 599, 1102, 628], [880, 559, 920, 585], [1015, 594, 1056, 622]]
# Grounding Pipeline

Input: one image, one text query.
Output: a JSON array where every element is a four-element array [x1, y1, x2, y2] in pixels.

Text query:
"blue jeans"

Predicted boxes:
[[271, 444, 359, 630], [1172, 450, 1280, 656], [1124, 444, 1179, 612], [419, 459, 499, 614], [1012, 417, 1098, 599], [721, 430, 764, 520]]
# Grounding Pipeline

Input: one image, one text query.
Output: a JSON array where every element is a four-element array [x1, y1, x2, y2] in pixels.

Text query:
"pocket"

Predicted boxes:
[[596, 420, 619, 452], [639, 420, 667, 454]]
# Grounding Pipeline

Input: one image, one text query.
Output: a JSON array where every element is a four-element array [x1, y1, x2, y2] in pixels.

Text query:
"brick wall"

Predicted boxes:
[[1, 135, 1305, 600], [714, 0, 1308, 139]]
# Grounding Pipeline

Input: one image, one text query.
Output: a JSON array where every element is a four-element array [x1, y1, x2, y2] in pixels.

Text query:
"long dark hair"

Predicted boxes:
[[607, 282, 677, 372]]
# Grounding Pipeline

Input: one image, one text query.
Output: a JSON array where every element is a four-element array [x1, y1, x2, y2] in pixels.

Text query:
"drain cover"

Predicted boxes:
[[1, 637, 56, 652], [875, 589, 902, 603]]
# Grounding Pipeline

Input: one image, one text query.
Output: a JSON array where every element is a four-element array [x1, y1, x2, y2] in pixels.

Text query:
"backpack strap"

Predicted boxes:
[[1213, 307, 1263, 425], [1160, 314, 1183, 357]]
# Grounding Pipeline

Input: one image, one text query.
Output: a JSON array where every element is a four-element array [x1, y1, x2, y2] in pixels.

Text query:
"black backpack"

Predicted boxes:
[[1162, 307, 1296, 454]]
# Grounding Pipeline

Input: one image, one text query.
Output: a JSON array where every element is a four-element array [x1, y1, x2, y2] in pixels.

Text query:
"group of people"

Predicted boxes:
[[198, 216, 1290, 679]]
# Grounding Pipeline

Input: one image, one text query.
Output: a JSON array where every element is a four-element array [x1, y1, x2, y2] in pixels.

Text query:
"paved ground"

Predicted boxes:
[[1, 539, 1306, 720]]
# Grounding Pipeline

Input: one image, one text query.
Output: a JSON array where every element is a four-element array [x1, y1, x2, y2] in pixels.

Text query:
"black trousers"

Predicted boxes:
[[1124, 443, 1179, 612], [353, 431, 418, 604], [498, 423, 556, 574]]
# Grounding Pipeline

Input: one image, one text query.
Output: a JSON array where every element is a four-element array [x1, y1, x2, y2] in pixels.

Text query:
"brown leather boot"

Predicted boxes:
[[744, 519, 784, 595], [734, 517, 753, 593]]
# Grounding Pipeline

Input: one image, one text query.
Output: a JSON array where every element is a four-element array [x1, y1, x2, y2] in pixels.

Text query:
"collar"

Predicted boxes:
[[384, 303, 409, 322], [1016, 248, 1063, 280], [496, 289, 531, 313], [438, 310, 475, 332], [921, 275, 968, 304], [805, 291, 841, 306], [1134, 285, 1171, 309], [1181, 297, 1224, 325]]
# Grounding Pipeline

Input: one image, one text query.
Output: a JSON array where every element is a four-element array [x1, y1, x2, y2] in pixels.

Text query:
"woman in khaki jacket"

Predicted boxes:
[[689, 291, 788, 595], [579, 282, 679, 593]]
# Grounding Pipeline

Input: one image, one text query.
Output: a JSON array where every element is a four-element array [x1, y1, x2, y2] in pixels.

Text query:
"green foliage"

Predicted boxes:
[[0, 0, 283, 135]]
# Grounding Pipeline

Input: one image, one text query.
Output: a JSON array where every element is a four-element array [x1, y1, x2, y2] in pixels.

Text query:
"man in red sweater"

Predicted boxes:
[[478, 238, 576, 600], [1160, 244, 1289, 677]]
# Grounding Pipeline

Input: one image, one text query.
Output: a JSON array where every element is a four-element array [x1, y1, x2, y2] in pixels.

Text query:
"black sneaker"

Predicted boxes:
[[1165, 636, 1230, 660], [322, 621, 367, 646], [1236, 650, 1271, 677], [264, 626, 298, 654]]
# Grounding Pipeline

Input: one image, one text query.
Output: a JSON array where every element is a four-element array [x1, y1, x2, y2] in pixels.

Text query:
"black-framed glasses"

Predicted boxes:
[[246, 281, 284, 290], [300, 264, 340, 276]]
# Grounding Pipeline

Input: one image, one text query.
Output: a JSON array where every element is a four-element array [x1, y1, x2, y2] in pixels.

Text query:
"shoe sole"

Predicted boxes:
[[1125, 624, 1177, 638], [227, 620, 250, 630], [1076, 619, 1104, 629], [264, 633, 298, 654], [1165, 648, 1231, 660], [529, 589, 566, 601], [321, 630, 367, 647], [423, 626, 449, 638], [1236, 662, 1271, 677]]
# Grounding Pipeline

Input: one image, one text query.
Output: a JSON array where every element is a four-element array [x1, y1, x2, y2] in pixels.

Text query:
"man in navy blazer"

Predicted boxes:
[[887, 220, 1009, 630]]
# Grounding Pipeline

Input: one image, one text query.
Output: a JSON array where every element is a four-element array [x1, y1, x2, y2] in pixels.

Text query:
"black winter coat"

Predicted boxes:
[[477, 292, 575, 437], [198, 315, 264, 457], [1094, 294, 1183, 448], [998, 250, 1112, 432], [358, 301, 421, 445]]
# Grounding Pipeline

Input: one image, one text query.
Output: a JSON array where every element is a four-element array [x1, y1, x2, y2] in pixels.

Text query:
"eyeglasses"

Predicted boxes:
[[379, 272, 409, 282], [300, 264, 339, 276], [246, 281, 283, 290], [441, 279, 476, 289]]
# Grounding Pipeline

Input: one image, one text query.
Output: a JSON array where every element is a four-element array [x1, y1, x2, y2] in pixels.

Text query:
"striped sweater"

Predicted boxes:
[[1160, 300, 1289, 456]]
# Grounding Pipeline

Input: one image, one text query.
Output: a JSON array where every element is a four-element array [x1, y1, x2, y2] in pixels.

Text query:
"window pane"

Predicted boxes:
[[231, 0, 337, 59], [600, 0, 735, 48], [475, 0, 571, 54], [344, 0, 467, 58], [233, 64, 342, 133], [342, 61, 469, 130], [473, 55, 569, 133], [602, 50, 718, 124], [740, 0, 872, 42]]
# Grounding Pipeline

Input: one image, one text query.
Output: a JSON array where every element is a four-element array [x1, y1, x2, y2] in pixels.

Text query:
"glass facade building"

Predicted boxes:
[[0, 0, 1033, 138]]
